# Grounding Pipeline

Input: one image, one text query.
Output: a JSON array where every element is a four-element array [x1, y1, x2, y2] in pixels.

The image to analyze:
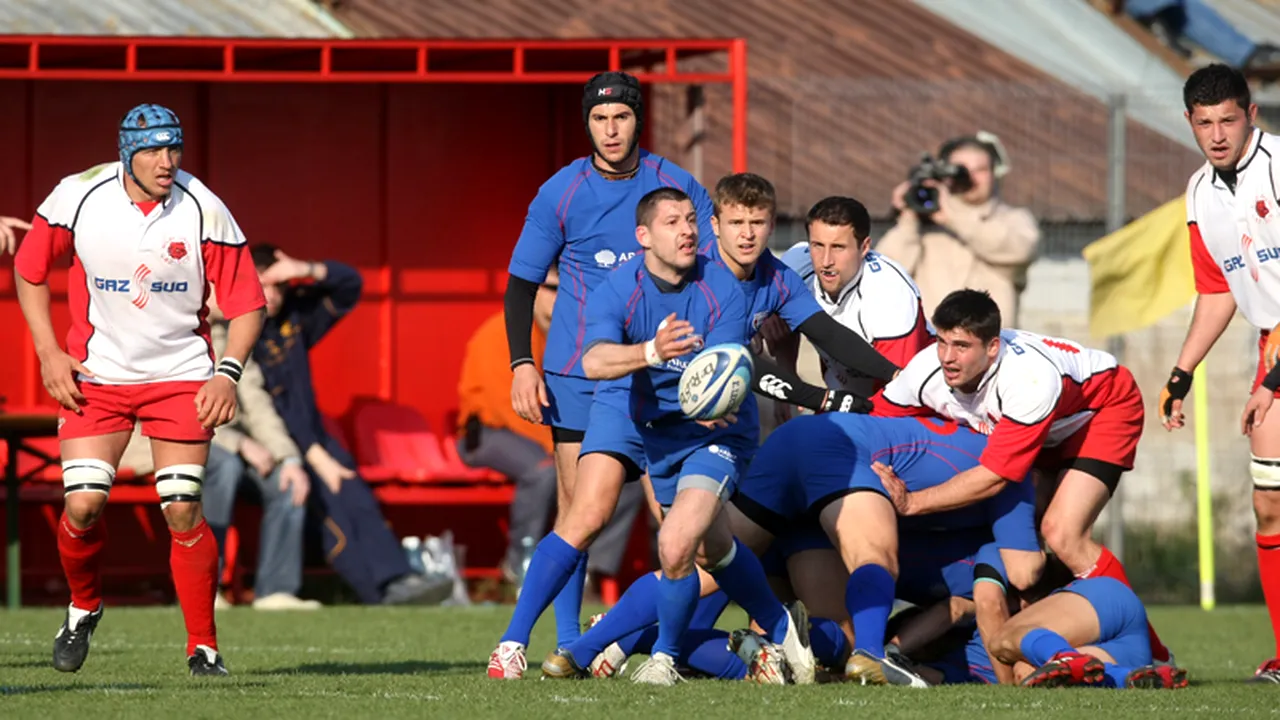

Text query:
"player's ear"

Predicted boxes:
[[636, 224, 652, 250], [710, 214, 721, 239]]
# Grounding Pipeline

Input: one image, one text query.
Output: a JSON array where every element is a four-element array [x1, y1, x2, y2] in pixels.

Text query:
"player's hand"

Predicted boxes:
[[772, 400, 792, 427], [1158, 367, 1193, 431], [821, 390, 873, 414], [278, 461, 310, 507], [239, 437, 277, 477], [697, 412, 737, 430], [1243, 386, 1276, 436], [307, 445, 356, 494], [195, 375, 237, 428], [872, 461, 914, 515], [37, 348, 92, 413], [0, 216, 31, 255], [757, 314, 791, 353], [654, 313, 700, 360], [511, 362, 549, 424], [259, 249, 314, 286]]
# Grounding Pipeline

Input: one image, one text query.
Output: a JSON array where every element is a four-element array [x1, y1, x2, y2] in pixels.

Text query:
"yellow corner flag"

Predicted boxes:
[[1082, 197, 1196, 338]]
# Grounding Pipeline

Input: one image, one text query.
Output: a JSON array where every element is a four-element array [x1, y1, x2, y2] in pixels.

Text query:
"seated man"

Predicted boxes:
[[251, 244, 451, 606], [457, 268, 645, 591], [118, 298, 318, 610]]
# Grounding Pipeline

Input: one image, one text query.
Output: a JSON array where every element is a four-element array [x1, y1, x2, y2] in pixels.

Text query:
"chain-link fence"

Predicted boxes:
[[652, 77, 1261, 602]]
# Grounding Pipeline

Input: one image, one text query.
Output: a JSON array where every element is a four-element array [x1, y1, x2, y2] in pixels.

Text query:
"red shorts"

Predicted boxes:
[[59, 380, 213, 442], [1036, 366, 1144, 474], [1253, 331, 1280, 397]]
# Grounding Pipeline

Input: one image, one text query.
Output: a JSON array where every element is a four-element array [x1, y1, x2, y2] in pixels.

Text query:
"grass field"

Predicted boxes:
[[2, 604, 1279, 719]]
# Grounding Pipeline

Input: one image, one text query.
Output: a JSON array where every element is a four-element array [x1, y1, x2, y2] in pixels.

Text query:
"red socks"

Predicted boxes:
[[170, 518, 219, 655], [1087, 545, 1172, 663], [1257, 532, 1280, 659], [57, 511, 106, 612]]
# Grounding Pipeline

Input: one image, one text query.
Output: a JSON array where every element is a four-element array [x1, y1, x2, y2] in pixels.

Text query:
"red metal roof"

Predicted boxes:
[[326, 0, 1202, 220]]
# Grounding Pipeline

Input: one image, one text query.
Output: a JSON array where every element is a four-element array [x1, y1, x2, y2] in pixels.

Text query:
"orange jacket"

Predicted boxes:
[[457, 311, 553, 454]]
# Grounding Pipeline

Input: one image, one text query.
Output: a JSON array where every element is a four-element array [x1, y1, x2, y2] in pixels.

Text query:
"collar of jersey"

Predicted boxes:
[[643, 263, 692, 293], [114, 162, 177, 212]]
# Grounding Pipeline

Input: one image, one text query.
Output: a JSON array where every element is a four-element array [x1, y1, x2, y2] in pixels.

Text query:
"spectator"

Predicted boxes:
[[117, 298, 318, 610], [251, 244, 452, 606], [1123, 0, 1280, 71], [878, 132, 1040, 327], [456, 269, 645, 593]]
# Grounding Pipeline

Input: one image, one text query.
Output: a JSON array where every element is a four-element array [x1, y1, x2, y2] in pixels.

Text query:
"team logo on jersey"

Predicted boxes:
[[132, 264, 153, 308], [595, 249, 617, 267], [707, 444, 737, 463], [1259, 198, 1272, 221], [163, 238, 190, 265], [1243, 234, 1262, 282]]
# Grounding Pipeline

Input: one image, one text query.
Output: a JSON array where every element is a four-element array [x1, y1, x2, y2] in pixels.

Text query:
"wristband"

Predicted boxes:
[[510, 358, 536, 371], [281, 456, 303, 467], [644, 339, 663, 367], [216, 358, 244, 385]]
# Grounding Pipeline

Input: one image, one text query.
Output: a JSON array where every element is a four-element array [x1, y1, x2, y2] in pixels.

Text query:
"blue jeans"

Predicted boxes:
[[203, 445, 307, 598], [1126, 0, 1257, 68]]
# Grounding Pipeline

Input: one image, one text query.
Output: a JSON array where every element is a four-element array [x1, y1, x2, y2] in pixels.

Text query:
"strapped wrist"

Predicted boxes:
[[216, 357, 244, 385], [644, 339, 663, 367]]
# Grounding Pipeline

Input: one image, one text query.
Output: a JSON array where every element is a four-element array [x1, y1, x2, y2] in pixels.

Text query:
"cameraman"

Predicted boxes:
[[877, 134, 1040, 327]]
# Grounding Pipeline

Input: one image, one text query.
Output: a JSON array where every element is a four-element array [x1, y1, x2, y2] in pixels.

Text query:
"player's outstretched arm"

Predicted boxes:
[[796, 311, 898, 382], [504, 275, 547, 423], [973, 577, 1016, 685], [1160, 291, 1236, 430], [874, 461, 1006, 516], [0, 216, 31, 255], [750, 351, 871, 414], [582, 313, 699, 380]]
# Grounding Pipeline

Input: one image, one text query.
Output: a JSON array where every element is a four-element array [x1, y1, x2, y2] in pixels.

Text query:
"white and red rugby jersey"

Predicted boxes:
[[15, 162, 265, 385], [875, 329, 1121, 482], [1187, 127, 1280, 331], [808, 250, 933, 389]]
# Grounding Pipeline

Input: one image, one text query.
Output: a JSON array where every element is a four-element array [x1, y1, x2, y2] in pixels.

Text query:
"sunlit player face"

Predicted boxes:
[[129, 146, 182, 199], [712, 203, 773, 276], [935, 327, 1000, 393], [638, 199, 699, 278], [588, 104, 638, 167], [1186, 99, 1258, 171], [807, 220, 870, 300]]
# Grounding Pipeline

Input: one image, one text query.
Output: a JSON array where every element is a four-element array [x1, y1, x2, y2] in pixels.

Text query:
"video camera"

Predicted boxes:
[[903, 153, 972, 216]]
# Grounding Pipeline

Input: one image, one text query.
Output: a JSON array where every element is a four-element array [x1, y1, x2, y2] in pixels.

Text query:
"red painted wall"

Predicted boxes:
[[0, 80, 609, 433]]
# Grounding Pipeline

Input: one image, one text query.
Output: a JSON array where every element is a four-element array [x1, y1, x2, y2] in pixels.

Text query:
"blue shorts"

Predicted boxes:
[[926, 628, 997, 685], [1058, 577, 1152, 668], [543, 372, 596, 434], [649, 439, 751, 508], [896, 528, 990, 604], [578, 395, 646, 477]]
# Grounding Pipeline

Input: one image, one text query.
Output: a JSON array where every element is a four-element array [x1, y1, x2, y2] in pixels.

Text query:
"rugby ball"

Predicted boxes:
[[679, 343, 754, 421]]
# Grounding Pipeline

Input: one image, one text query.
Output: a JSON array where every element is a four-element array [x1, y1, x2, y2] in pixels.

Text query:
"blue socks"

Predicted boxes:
[[499, 532, 583, 646], [554, 554, 589, 647], [1018, 628, 1075, 666], [689, 590, 730, 629], [653, 572, 701, 658], [564, 572, 659, 666], [710, 540, 788, 644], [847, 564, 894, 657], [809, 617, 849, 668]]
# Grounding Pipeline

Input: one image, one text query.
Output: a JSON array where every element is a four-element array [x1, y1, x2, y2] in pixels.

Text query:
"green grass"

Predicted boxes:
[[2, 604, 1279, 719]]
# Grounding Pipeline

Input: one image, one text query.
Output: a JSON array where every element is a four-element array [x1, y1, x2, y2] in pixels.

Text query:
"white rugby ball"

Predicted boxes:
[[679, 343, 754, 421]]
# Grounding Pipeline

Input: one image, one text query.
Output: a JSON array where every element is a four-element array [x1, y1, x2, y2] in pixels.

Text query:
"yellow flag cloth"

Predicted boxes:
[[1082, 197, 1194, 338]]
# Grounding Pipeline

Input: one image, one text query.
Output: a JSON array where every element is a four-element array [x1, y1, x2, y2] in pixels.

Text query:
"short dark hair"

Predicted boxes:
[[931, 289, 1001, 343], [636, 187, 692, 227], [805, 196, 871, 241], [1183, 63, 1251, 112], [713, 173, 776, 218], [251, 243, 279, 272]]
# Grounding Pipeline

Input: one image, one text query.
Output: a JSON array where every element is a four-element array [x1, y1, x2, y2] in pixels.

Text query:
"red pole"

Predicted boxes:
[[731, 38, 748, 172]]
